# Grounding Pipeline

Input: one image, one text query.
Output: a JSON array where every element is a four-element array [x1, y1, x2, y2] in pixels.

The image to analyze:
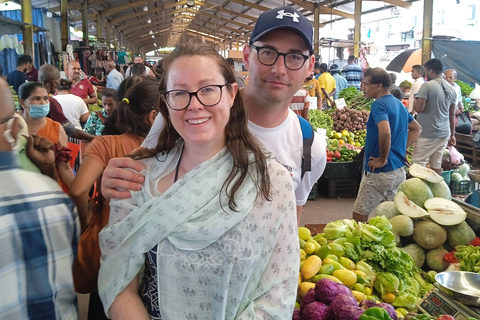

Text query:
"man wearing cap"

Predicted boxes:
[[330, 64, 348, 100], [99, 6, 327, 226]]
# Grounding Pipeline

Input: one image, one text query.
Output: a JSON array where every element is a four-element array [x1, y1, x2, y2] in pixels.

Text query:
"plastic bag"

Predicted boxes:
[[442, 146, 463, 170], [455, 111, 472, 134], [448, 146, 464, 164]]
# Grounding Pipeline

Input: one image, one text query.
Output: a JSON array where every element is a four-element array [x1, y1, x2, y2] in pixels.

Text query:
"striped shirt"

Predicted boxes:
[[0, 152, 80, 320], [289, 89, 310, 116], [342, 63, 363, 90]]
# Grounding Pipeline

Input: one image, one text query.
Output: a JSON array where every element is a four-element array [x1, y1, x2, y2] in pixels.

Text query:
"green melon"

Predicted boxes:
[[397, 178, 434, 208], [426, 248, 449, 272], [412, 220, 447, 249], [375, 201, 401, 219], [425, 180, 452, 200], [401, 243, 425, 268], [447, 221, 476, 248]]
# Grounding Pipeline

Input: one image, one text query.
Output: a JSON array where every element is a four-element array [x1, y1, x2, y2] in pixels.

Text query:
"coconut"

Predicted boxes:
[[375, 201, 401, 219], [409, 163, 444, 183], [394, 191, 429, 218], [397, 178, 434, 208], [424, 198, 467, 226], [447, 221, 476, 248], [412, 220, 447, 249]]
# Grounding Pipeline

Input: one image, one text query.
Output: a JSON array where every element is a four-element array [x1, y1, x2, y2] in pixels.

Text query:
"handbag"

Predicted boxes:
[[72, 187, 110, 293], [455, 111, 472, 135]]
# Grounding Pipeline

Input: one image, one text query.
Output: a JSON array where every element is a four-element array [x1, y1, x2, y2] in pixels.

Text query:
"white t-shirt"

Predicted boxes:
[[453, 82, 462, 109], [53, 94, 89, 130], [409, 77, 425, 113], [125, 65, 152, 77], [143, 109, 327, 206]]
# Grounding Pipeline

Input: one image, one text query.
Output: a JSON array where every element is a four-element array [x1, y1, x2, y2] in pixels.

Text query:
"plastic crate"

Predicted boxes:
[[326, 177, 359, 199], [308, 183, 318, 201], [451, 180, 474, 195], [441, 170, 452, 185], [323, 161, 360, 179]]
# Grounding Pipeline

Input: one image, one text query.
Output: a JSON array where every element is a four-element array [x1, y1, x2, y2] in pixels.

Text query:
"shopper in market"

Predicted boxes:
[[318, 63, 337, 109], [303, 72, 322, 109], [412, 58, 456, 175], [104, 59, 124, 91], [83, 88, 119, 136], [330, 64, 348, 100], [125, 54, 153, 78], [342, 55, 363, 90], [352, 68, 421, 222], [97, 40, 299, 319], [289, 88, 310, 120], [408, 65, 425, 114], [0, 77, 80, 320], [100, 6, 327, 225], [67, 60, 98, 105], [25, 56, 38, 82], [444, 69, 464, 115], [53, 79, 90, 130], [6, 54, 30, 94]]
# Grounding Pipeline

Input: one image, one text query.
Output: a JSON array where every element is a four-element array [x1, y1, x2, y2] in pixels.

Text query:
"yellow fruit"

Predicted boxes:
[[332, 269, 357, 286], [301, 255, 322, 280], [307, 239, 321, 251], [315, 236, 328, 246], [353, 283, 364, 293], [342, 130, 349, 137], [396, 308, 408, 317], [299, 239, 306, 249], [396, 310, 404, 319], [364, 287, 372, 295], [303, 242, 316, 255], [339, 257, 355, 270], [295, 302, 301, 309], [300, 249, 307, 262], [334, 132, 342, 139], [298, 227, 311, 241], [351, 290, 367, 303], [322, 258, 345, 271], [382, 293, 396, 303], [298, 273, 302, 288], [326, 254, 339, 261], [312, 274, 343, 284], [299, 282, 316, 297], [338, 139, 345, 145]]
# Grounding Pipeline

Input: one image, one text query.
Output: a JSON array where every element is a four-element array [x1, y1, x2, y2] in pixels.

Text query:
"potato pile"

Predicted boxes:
[[332, 107, 369, 132]]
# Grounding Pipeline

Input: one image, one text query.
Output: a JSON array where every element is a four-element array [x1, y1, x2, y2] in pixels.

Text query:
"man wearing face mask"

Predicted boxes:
[[0, 77, 80, 319]]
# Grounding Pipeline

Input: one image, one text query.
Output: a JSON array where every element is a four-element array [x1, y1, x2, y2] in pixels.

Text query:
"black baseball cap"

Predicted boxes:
[[249, 6, 313, 53]]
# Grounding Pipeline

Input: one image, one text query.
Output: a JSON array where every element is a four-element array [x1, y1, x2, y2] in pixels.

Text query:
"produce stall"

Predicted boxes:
[[294, 163, 480, 320]]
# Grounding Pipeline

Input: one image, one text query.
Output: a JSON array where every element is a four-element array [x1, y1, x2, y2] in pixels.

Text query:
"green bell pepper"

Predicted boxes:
[[359, 307, 393, 320]]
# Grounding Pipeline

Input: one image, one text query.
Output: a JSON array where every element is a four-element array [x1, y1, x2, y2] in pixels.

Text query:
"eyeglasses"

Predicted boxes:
[[250, 44, 310, 71], [163, 84, 229, 111]]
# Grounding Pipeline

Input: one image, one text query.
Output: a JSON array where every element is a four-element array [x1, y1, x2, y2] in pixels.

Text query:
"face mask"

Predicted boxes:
[[28, 102, 50, 119], [3, 117, 20, 152]]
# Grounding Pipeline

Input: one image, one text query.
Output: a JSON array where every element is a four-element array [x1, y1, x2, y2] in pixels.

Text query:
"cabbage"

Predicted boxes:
[[377, 303, 398, 320], [451, 172, 463, 182], [324, 220, 352, 240], [300, 289, 317, 313], [292, 308, 301, 320], [391, 292, 420, 310], [368, 216, 392, 231], [315, 278, 344, 304], [302, 301, 329, 320], [458, 163, 471, 177], [374, 272, 400, 296], [359, 300, 378, 310], [335, 305, 364, 320], [329, 294, 358, 311]]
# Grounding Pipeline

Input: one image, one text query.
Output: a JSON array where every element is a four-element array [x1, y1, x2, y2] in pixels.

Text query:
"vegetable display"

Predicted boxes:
[[338, 87, 374, 111], [399, 81, 413, 90], [455, 80, 474, 97], [332, 107, 369, 132], [454, 245, 480, 273], [309, 109, 334, 132]]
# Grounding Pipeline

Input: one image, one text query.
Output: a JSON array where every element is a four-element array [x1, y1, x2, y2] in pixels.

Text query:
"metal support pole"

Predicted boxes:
[[106, 23, 110, 47], [354, 0, 362, 58], [60, 0, 69, 50], [313, 3, 320, 56], [422, 0, 433, 64], [97, 15, 102, 42], [113, 28, 117, 50], [21, 0, 34, 59], [82, 0, 89, 47]]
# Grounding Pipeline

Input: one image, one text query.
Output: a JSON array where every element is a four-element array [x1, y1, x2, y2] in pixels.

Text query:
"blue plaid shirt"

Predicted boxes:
[[342, 63, 363, 90], [0, 152, 80, 320]]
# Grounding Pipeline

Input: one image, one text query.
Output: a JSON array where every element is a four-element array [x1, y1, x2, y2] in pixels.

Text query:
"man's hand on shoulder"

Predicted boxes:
[[101, 157, 147, 199]]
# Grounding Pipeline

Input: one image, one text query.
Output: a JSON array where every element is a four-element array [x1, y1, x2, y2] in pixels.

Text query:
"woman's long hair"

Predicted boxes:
[[133, 41, 272, 210]]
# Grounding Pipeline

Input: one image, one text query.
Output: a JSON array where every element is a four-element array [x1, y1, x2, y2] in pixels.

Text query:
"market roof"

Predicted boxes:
[[30, 0, 416, 52], [0, 15, 48, 34]]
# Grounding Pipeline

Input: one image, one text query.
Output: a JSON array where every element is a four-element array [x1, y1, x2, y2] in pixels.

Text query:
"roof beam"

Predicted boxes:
[[288, 0, 354, 19], [368, 0, 412, 9], [226, 0, 271, 12], [110, 4, 181, 26], [51, 2, 83, 12], [190, 8, 254, 31], [117, 8, 180, 32], [101, 0, 186, 18], [198, 1, 257, 23]]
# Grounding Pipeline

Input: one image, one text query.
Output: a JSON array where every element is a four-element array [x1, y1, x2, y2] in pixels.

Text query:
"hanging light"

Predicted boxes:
[[149, 30, 153, 35], [186, 0, 195, 8], [154, 43, 157, 47], [151, 35, 155, 38], [147, 17, 151, 24], [143, 4, 148, 11]]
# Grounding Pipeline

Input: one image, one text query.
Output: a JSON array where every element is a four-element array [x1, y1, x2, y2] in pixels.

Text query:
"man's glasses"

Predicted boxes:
[[250, 44, 310, 71], [163, 84, 228, 111]]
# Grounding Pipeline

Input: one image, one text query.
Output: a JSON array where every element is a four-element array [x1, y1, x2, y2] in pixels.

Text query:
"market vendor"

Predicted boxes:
[[67, 61, 98, 106], [444, 69, 464, 115], [352, 68, 421, 222]]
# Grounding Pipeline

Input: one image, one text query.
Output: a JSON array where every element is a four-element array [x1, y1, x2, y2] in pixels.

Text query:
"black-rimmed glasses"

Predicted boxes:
[[163, 84, 229, 111], [250, 44, 310, 70]]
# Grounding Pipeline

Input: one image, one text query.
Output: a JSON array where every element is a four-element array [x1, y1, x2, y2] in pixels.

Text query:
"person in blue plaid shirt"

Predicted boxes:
[[0, 77, 80, 320], [342, 55, 363, 90]]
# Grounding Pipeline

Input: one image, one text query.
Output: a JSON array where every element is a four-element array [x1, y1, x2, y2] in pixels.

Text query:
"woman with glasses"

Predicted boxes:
[[97, 41, 298, 319], [69, 79, 160, 320]]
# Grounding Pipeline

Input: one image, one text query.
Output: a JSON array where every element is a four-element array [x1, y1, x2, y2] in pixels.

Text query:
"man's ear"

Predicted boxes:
[[242, 45, 251, 71], [305, 55, 315, 78]]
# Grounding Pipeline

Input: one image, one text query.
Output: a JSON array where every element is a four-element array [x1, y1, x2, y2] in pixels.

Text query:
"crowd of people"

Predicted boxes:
[[0, 4, 466, 320]]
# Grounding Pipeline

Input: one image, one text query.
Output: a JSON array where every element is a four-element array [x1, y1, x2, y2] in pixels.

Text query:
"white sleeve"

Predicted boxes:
[[295, 131, 327, 206], [236, 162, 299, 320], [141, 115, 165, 148], [78, 97, 89, 115]]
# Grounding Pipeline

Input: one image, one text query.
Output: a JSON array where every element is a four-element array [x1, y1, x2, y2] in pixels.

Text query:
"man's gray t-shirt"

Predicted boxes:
[[416, 78, 456, 139]]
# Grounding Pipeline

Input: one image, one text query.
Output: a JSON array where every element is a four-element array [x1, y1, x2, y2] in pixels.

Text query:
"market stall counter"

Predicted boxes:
[[455, 132, 480, 166]]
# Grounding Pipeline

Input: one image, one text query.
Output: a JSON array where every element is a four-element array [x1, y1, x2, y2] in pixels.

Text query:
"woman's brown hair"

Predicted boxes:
[[133, 40, 272, 210]]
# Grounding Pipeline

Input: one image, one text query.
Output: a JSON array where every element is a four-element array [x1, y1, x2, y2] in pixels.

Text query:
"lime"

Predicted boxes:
[[303, 242, 315, 255], [298, 227, 311, 241]]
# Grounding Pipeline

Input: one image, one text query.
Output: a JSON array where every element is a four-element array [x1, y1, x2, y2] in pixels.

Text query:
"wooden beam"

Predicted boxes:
[[354, 0, 361, 57], [102, 0, 186, 18], [51, 2, 82, 12], [226, 0, 270, 12], [191, 8, 253, 31], [368, 0, 412, 10], [197, 1, 257, 23], [288, 0, 354, 20], [116, 8, 179, 33], [111, 4, 180, 26]]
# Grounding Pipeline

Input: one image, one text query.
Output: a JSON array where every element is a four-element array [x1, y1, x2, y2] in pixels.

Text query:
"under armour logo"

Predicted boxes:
[[276, 10, 300, 22]]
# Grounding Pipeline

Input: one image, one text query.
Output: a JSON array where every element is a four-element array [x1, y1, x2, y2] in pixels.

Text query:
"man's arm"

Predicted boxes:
[[449, 102, 456, 146], [72, 128, 95, 141], [456, 100, 464, 114], [414, 97, 426, 114], [321, 88, 334, 106], [368, 120, 391, 171], [406, 119, 422, 148], [83, 95, 98, 105]]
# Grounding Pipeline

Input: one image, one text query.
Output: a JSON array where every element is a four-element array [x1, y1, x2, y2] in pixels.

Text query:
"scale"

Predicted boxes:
[[465, 171, 480, 208], [419, 285, 480, 319]]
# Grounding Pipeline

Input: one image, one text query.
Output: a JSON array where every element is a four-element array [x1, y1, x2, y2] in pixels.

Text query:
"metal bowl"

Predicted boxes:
[[435, 271, 480, 307], [467, 170, 480, 184]]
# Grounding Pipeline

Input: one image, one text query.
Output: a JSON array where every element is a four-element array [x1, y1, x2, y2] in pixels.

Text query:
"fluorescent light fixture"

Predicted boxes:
[[149, 30, 153, 34], [147, 18, 151, 24], [143, 5, 148, 11]]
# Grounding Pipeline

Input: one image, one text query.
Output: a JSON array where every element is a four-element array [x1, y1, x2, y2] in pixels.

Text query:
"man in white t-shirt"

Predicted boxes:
[[53, 79, 90, 130], [408, 65, 425, 114], [100, 6, 327, 225], [444, 69, 464, 115], [125, 55, 153, 78]]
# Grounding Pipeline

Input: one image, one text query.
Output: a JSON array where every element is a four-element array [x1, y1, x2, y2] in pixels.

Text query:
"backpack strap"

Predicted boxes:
[[297, 115, 314, 179]]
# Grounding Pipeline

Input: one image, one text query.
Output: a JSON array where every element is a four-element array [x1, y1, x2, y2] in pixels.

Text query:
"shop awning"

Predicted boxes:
[[0, 16, 48, 35]]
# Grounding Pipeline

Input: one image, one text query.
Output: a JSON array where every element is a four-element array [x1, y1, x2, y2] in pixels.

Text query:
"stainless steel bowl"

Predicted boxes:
[[435, 271, 480, 307], [467, 170, 480, 184]]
